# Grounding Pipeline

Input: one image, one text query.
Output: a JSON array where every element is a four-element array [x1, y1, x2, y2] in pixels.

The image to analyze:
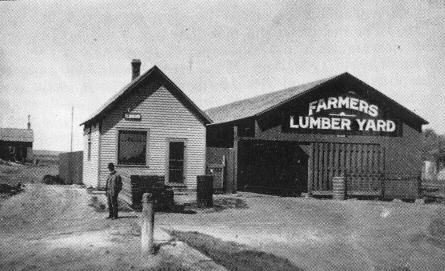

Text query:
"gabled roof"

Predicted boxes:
[[80, 65, 212, 126], [0, 128, 34, 142], [205, 72, 428, 125], [205, 73, 341, 124]]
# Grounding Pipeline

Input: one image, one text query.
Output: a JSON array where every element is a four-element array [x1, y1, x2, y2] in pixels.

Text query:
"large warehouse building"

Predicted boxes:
[[206, 73, 428, 197]]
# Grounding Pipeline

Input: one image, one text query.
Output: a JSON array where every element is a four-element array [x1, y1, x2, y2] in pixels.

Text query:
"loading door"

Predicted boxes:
[[309, 142, 385, 192], [238, 140, 308, 196]]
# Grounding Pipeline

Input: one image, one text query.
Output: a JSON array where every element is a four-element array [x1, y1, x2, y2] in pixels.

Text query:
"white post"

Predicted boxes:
[[141, 193, 154, 256]]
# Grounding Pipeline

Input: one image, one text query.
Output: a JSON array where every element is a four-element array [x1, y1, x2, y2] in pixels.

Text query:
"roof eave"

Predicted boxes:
[[80, 66, 157, 126], [154, 67, 212, 125], [345, 73, 429, 125], [80, 65, 212, 126]]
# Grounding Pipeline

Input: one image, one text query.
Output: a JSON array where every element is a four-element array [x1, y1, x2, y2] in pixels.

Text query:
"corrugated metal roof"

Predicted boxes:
[[205, 74, 340, 124], [80, 65, 212, 126], [0, 128, 34, 142]]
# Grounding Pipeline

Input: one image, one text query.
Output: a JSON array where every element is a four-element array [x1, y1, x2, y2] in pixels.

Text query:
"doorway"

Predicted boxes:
[[167, 140, 185, 183], [238, 140, 309, 196]]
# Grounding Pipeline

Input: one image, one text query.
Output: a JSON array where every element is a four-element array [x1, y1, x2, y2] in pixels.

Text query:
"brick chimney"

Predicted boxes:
[[27, 115, 31, 129], [131, 59, 141, 81]]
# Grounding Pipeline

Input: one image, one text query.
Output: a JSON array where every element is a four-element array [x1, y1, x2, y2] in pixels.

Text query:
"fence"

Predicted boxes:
[[206, 147, 236, 193], [58, 151, 83, 184], [345, 172, 422, 200], [310, 143, 384, 191]]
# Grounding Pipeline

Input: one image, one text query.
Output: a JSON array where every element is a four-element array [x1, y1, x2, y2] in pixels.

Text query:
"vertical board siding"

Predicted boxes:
[[59, 151, 83, 184], [256, 123, 422, 175], [82, 124, 100, 187], [310, 142, 383, 192], [98, 83, 206, 189]]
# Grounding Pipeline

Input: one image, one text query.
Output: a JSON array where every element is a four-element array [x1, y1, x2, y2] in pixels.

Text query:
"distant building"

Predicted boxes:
[[0, 116, 34, 162], [80, 60, 211, 189]]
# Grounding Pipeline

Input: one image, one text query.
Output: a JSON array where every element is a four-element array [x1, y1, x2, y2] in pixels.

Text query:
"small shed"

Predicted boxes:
[[0, 118, 33, 163], [80, 60, 211, 191]]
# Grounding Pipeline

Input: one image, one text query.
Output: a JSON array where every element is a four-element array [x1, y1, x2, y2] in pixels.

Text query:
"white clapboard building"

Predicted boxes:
[[80, 60, 211, 190]]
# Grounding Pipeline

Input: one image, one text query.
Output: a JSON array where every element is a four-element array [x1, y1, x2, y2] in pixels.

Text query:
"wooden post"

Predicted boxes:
[[417, 175, 422, 199], [141, 193, 154, 256], [380, 173, 385, 200], [233, 125, 239, 192]]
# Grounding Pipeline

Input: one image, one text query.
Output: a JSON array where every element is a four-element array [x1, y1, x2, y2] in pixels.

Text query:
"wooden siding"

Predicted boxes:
[[309, 143, 384, 191], [98, 81, 206, 189], [82, 123, 100, 188], [253, 122, 422, 176]]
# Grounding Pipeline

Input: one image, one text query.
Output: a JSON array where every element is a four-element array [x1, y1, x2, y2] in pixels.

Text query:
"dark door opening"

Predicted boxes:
[[238, 140, 308, 196], [168, 141, 185, 183]]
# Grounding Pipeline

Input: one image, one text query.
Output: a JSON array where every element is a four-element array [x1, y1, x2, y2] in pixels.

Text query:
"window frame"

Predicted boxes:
[[116, 128, 149, 167]]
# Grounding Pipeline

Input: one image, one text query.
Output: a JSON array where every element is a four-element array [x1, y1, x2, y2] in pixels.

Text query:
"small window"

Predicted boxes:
[[87, 133, 92, 161], [118, 130, 147, 165]]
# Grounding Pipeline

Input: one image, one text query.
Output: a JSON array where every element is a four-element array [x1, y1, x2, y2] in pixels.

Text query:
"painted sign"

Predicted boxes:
[[287, 96, 400, 136], [124, 113, 142, 121]]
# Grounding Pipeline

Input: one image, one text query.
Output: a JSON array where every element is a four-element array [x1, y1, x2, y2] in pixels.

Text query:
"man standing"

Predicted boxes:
[[105, 163, 122, 219]]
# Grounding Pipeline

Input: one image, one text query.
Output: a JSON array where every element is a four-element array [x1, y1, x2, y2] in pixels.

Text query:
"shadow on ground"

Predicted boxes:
[[169, 230, 302, 271]]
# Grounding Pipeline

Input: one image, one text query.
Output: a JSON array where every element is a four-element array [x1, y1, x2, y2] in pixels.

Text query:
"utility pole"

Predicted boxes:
[[70, 106, 74, 153]]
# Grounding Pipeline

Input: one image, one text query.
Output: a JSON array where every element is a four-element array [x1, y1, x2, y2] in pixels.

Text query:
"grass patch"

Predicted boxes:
[[170, 231, 302, 271]]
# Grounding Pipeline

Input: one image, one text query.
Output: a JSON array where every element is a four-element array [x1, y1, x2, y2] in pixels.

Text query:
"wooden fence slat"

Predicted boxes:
[[326, 143, 335, 190], [311, 142, 385, 193]]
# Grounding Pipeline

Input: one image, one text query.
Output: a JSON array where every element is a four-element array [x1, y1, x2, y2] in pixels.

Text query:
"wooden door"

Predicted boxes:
[[168, 141, 185, 183]]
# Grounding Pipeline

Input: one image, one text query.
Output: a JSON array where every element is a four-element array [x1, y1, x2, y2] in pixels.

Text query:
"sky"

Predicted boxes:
[[0, 0, 444, 151]]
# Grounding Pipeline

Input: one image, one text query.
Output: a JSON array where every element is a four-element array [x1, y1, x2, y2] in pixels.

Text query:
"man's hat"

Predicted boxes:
[[108, 163, 115, 170]]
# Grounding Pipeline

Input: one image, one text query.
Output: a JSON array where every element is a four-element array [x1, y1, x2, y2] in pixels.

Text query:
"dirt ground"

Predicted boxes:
[[1, 184, 445, 271], [0, 184, 182, 271], [162, 193, 445, 271]]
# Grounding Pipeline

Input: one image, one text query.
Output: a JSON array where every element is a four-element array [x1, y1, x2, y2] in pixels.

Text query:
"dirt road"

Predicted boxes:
[[156, 193, 445, 271], [0, 184, 164, 271], [2, 185, 445, 271]]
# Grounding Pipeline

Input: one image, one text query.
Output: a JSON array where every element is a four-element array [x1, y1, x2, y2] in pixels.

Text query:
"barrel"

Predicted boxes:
[[197, 175, 213, 208], [332, 176, 346, 200]]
